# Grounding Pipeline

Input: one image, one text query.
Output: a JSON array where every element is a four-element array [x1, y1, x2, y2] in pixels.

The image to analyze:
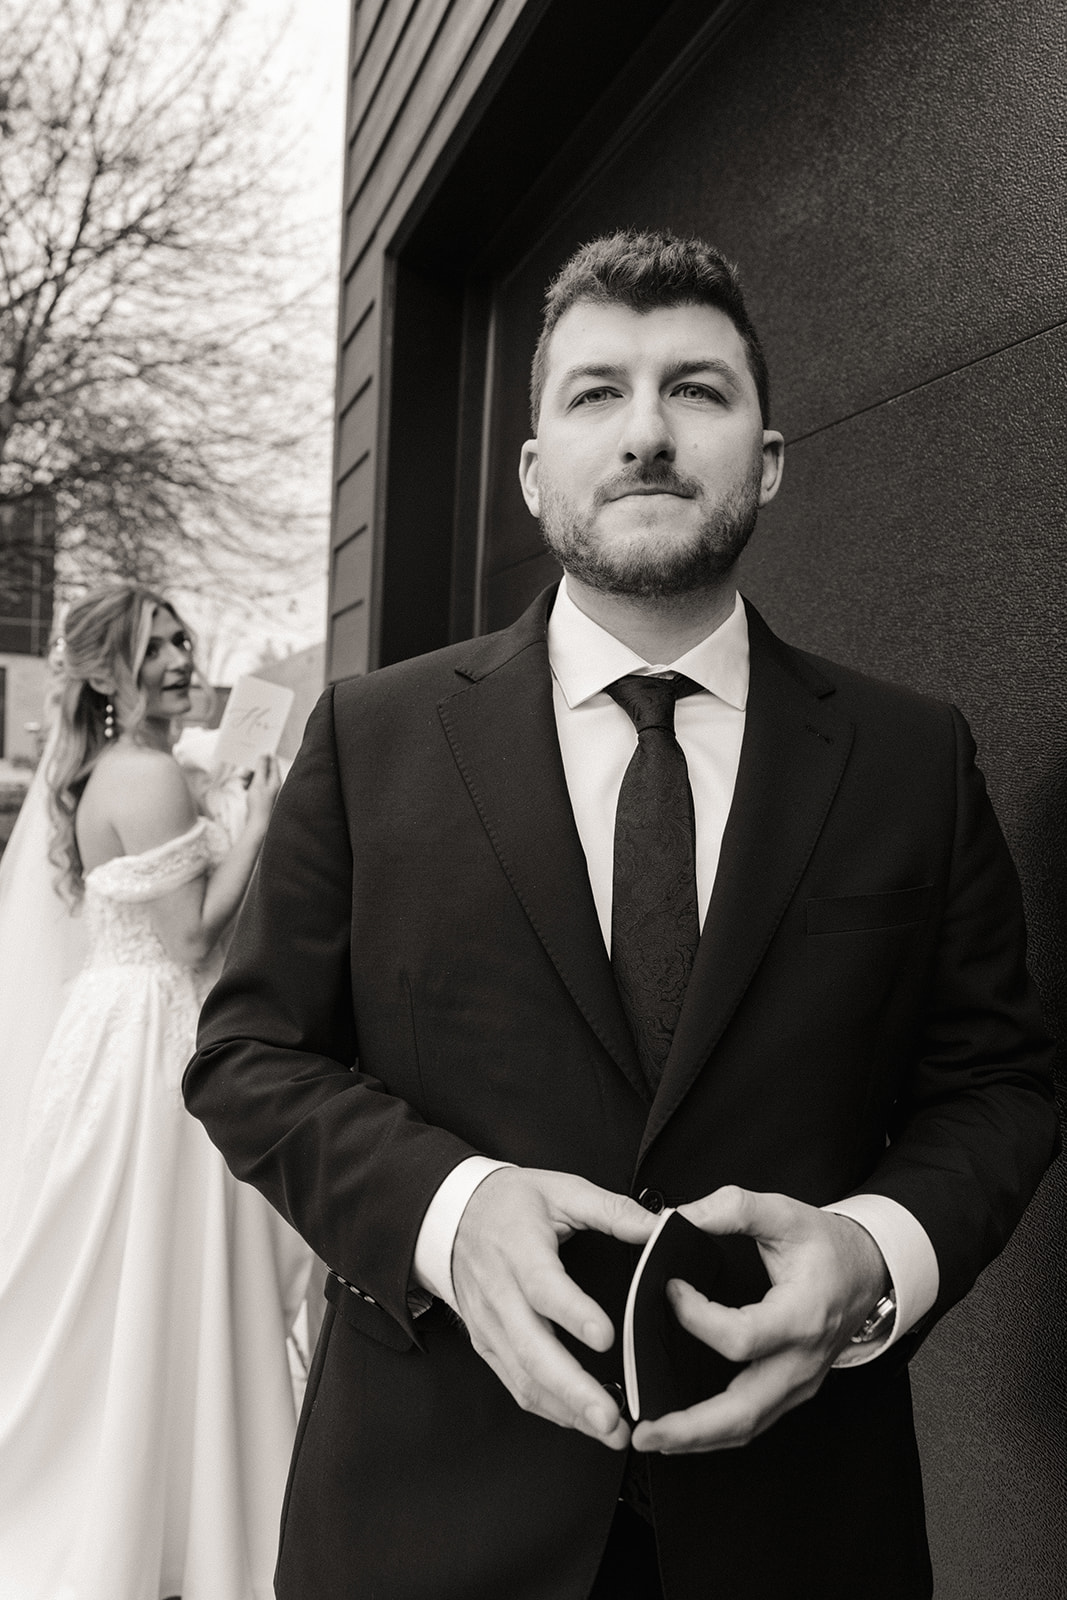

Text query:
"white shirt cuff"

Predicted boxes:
[[412, 1156, 515, 1312], [824, 1194, 940, 1367]]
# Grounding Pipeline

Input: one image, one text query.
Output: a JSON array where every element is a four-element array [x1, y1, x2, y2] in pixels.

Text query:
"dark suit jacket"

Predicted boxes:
[[185, 588, 1058, 1600]]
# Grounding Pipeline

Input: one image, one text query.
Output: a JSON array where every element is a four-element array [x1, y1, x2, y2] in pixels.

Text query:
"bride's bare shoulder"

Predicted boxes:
[[84, 742, 185, 800], [78, 745, 198, 863]]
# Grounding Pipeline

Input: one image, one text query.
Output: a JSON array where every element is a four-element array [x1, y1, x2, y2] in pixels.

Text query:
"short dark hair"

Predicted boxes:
[[529, 228, 770, 430]]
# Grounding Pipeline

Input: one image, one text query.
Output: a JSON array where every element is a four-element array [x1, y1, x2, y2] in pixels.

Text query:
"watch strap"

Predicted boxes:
[[849, 1291, 897, 1344]]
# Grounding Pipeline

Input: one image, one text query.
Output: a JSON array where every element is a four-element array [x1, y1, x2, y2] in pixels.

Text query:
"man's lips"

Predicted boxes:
[[605, 485, 694, 501]]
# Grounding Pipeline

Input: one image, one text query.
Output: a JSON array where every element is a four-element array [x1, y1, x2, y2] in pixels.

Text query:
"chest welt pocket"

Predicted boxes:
[[806, 884, 934, 935]]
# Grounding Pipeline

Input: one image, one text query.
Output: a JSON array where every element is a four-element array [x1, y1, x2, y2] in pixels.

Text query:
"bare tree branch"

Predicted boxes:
[[0, 0, 333, 616]]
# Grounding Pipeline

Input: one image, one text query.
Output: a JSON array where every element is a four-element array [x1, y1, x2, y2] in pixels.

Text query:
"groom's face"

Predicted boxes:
[[518, 299, 783, 599]]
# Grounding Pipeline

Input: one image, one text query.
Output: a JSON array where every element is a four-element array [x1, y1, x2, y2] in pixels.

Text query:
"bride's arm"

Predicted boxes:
[[103, 749, 279, 966]]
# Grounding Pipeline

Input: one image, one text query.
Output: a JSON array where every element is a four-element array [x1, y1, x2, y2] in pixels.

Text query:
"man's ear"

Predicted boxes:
[[518, 439, 541, 518], [759, 431, 785, 507]]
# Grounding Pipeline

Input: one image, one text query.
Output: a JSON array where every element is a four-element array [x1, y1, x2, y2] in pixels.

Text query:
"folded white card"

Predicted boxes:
[[212, 676, 294, 772]]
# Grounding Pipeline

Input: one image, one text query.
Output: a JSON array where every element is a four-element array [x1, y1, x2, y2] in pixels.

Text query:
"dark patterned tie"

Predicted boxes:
[[607, 673, 702, 1093]]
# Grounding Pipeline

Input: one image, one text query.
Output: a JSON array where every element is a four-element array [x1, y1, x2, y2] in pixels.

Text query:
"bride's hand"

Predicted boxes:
[[245, 755, 281, 833]]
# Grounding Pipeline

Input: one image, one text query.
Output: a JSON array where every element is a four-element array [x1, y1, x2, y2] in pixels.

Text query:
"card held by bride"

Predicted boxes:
[[212, 675, 295, 773]]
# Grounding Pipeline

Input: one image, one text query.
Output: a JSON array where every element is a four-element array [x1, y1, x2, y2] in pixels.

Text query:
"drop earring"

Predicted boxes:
[[104, 698, 116, 740]]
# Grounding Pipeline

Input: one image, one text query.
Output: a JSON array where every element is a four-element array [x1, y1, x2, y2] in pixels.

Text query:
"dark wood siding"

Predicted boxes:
[[329, 0, 533, 679]]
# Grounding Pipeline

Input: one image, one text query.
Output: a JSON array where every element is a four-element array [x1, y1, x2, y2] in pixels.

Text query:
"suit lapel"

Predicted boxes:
[[439, 590, 853, 1128], [438, 590, 648, 1102], [639, 603, 855, 1158]]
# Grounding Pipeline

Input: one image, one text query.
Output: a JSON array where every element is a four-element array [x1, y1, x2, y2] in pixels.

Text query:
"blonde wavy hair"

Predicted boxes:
[[46, 584, 200, 901]]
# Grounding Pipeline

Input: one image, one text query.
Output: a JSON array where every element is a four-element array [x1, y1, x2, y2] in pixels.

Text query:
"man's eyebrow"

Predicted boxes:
[[661, 357, 743, 387], [555, 357, 744, 391], [556, 362, 624, 389]]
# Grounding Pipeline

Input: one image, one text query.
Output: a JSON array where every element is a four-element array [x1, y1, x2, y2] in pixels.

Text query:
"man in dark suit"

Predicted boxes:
[[185, 230, 1058, 1600]]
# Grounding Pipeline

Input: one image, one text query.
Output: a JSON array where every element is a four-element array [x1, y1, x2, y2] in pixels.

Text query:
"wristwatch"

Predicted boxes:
[[849, 1291, 897, 1344]]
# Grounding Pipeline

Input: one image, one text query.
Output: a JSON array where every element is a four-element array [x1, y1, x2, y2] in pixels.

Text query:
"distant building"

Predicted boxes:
[[0, 497, 55, 762], [0, 497, 54, 656]]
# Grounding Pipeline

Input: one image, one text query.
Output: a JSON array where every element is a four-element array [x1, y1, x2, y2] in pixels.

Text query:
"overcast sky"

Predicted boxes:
[[269, 0, 349, 221], [187, 0, 350, 681]]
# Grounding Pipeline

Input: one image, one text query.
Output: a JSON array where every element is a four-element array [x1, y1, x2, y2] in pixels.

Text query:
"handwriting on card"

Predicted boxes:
[[212, 676, 294, 772]]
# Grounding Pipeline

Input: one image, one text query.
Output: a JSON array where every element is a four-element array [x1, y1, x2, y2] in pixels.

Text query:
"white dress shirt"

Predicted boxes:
[[414, 578, 939, 1362]]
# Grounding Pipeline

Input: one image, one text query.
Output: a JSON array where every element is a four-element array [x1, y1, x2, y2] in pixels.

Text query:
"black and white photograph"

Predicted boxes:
[[1, 3, 1064, 1597]]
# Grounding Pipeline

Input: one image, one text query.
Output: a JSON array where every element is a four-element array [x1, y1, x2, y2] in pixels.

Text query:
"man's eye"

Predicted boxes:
[[674, 383, 720, 402], [572, 387, 615, 407]]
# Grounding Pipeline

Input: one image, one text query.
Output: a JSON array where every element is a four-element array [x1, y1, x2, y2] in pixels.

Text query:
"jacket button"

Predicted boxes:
[[637, 1187, 665, 1213]]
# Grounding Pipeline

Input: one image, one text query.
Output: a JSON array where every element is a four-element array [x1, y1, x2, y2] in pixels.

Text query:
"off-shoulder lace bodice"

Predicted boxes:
[[83, 818, 229, 971]]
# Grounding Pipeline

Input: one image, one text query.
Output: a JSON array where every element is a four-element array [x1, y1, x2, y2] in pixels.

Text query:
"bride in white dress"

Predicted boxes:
[[0, 584, 310, 1600]]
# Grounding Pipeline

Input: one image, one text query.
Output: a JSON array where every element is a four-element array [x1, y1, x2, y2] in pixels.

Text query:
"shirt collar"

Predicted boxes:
[[547, 575, 750, 711]]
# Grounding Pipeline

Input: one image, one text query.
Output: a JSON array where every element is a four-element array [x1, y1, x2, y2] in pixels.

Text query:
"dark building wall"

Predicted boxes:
[[335, 1, 1066, 1592]]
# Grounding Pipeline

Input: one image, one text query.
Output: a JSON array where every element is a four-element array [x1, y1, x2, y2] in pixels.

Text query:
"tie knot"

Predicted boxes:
[[606, 673, 700, 733]]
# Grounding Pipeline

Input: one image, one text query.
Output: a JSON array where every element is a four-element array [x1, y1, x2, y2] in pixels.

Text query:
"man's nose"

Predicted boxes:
[[618, 396, 675, 465]]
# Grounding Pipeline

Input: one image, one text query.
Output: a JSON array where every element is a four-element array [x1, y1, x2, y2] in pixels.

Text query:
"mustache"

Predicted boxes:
[[593, 464, 702, 505]]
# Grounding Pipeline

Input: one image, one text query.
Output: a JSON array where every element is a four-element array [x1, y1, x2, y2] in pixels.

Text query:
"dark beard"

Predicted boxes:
[[538, 463, 762, 600]]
